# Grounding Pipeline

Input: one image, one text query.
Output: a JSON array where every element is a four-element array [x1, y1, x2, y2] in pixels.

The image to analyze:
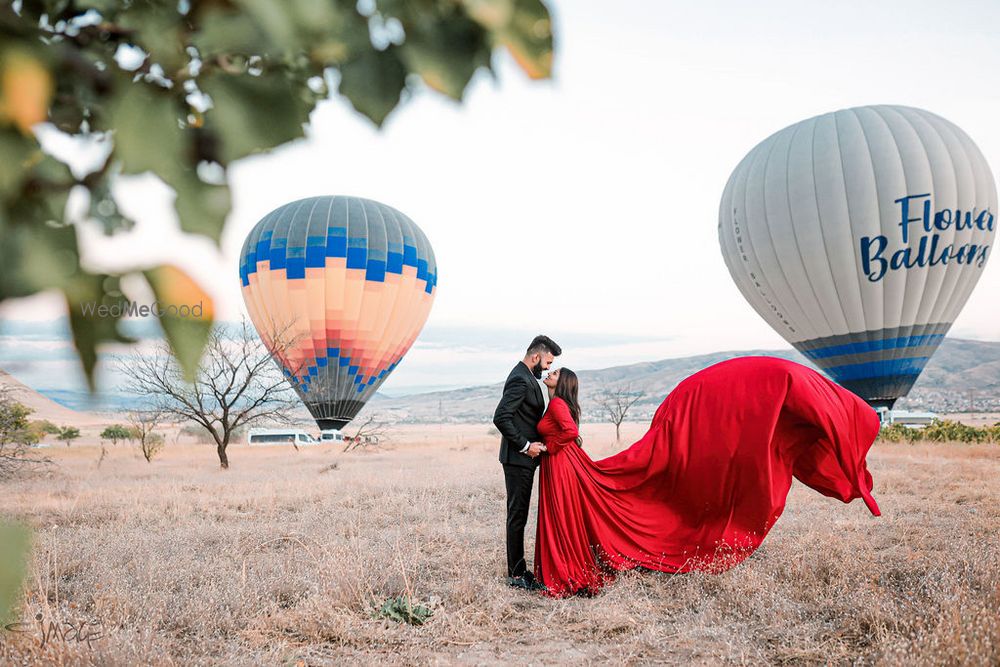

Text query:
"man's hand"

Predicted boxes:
[[526, 442, 545, 458]]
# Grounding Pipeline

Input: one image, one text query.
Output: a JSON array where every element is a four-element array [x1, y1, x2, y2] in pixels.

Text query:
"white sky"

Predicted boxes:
[[2, 0, 1000, 393]]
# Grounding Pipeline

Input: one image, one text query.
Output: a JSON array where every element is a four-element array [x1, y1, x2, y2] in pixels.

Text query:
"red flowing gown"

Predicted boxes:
[[533, 356, 881, 598]]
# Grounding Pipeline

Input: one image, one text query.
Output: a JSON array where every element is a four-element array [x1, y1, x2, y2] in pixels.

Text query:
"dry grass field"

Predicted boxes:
[[2, 423, 999, 665]]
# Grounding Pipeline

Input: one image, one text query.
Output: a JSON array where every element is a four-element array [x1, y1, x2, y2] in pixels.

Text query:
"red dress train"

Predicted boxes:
[[533, 356, 881, 598]]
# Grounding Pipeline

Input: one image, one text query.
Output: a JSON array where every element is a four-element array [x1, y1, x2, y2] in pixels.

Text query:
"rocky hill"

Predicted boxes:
[[367, 338, 1000, 424]]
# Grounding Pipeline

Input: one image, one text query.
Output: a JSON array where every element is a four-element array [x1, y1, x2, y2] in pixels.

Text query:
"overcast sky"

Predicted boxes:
[[2, 0, 999, 400]]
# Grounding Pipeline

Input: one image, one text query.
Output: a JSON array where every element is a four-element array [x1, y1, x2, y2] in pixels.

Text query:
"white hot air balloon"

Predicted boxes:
[[719, 105, 996, 409]]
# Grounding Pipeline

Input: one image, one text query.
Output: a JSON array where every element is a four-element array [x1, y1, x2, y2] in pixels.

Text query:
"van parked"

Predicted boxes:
[[319, 429, 345, 443], [246, 428, 318, 446]]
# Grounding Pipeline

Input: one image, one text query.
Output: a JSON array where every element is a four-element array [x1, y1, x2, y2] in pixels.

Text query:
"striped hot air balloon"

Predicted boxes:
[[239, 196, 437, 429], [719, 105, 996, 409]]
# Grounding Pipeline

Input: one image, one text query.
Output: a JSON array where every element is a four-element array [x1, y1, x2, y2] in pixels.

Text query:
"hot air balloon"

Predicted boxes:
[[719, 105, 996, 409], [238, 196, 437, 429]]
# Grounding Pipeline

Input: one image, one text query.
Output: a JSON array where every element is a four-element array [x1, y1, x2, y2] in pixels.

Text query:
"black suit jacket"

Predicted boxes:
[[494, 361, 546, 469]]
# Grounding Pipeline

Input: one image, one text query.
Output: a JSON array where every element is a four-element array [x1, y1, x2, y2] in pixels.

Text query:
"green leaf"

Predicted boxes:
[[0, 522, 31, 627], [161, 167, 231, 243], [193, 8, 269, 58], [63, 272, 138, 392], [375, 595, 433, 625], [461, 0, 516, 30], [233, 0, 299, 51], [0, 128, 36, 199], [0, 213, 78, 300], [399, 14, 491, 100], [497, 0, 553, 79], [109, 78, 230, 243], [199, 71, 311, 163], [118, 3, 187, 73], [338, 46, 407, 127], [108, 80, 185, 178], [143, 265, 214, 384]]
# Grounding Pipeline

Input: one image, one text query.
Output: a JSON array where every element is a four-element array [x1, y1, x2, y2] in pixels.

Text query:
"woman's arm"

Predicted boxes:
[[545, 399, 580, 454]]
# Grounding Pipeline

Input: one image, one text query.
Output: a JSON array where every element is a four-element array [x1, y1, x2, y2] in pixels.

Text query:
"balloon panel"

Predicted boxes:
[[239, 196, 437, 428], [719, 105, 997, 407]]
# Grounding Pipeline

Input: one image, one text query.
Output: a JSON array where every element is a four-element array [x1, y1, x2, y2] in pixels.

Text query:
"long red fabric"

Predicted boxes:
[[533, 356, 881, 598]]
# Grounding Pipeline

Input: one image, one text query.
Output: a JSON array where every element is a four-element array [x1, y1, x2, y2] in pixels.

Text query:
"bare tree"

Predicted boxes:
[[126, 409, 166, 463], [118, 317, 304, 469], [594, 384, 645, 442], [0, 387, 52, 479], [342, 413, 390, 453]]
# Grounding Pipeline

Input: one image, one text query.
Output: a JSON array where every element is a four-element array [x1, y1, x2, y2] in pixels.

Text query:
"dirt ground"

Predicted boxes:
[[2, 423, 998, 665]]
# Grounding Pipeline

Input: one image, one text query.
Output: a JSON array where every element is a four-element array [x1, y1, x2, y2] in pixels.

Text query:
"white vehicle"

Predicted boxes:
[[246, 427, 319, 446], [319, 429, 345, 443], [876, 408, 939, 429]]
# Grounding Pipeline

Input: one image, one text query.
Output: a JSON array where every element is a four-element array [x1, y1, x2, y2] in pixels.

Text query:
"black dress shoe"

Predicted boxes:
[[506, 573, 547, 591]]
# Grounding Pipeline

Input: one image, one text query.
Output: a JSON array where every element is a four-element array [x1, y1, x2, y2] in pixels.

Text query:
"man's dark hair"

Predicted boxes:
[[526, 335, 561, 357]]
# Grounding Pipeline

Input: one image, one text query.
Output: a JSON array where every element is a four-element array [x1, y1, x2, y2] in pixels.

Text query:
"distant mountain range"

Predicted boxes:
[[367, 337, 1000, 423], [16, 337, 1000, 422]]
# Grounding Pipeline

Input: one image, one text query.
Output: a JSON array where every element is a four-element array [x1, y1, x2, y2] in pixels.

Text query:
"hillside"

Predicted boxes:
[[5, 338, 997, 426], [0, 368, 112, 426], [368, 338, 1000, 423]]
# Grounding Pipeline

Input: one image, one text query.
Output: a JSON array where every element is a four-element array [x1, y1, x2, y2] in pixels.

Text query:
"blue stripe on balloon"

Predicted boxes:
[[268, 237, 287, 270], [327, 227, 347, 257], [305, 246, 325, 268], [286, 257, 305, 279], [317, 357, 328, 367], [339, 356, 350, 367], [387, 251, 403, 274], [824, 357, 930, 381], [348, 365, 358, 375], [802, 334, 945, 360], [305, 235, 326, 268], [366, 259, 387, 282], [403, 244, 417, 266], [347, 247, 367, 270], [255, 239, 269, 262]]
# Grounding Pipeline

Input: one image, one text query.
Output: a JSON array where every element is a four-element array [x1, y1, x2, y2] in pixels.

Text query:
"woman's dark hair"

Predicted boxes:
[[554, 368, 581, 426]]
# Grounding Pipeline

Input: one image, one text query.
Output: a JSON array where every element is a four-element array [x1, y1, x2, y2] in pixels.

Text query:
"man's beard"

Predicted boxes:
[[530, 362, 543, 379]]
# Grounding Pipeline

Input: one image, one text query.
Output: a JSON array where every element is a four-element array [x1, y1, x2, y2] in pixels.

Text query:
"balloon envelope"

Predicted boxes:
[[239, 196, 437, 429], [719, 105, 996, 408]]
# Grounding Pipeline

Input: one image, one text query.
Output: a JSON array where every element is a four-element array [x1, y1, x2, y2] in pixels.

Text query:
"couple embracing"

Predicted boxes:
[[493, 335, 884, 599]]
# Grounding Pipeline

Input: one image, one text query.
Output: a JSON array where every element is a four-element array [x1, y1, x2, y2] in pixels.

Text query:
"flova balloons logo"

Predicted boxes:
[[860, 194, 994, 282]]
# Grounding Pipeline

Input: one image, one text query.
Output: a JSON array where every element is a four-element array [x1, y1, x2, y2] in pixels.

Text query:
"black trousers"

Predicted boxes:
[[502, 463, 537, 577]]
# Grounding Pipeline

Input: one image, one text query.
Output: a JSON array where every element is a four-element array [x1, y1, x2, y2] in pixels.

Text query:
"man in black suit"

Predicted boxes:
[[493, 334, 562, 590]]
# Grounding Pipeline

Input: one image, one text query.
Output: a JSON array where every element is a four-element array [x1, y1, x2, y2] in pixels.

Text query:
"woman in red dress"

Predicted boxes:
[[532, 356, 882, 598]]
